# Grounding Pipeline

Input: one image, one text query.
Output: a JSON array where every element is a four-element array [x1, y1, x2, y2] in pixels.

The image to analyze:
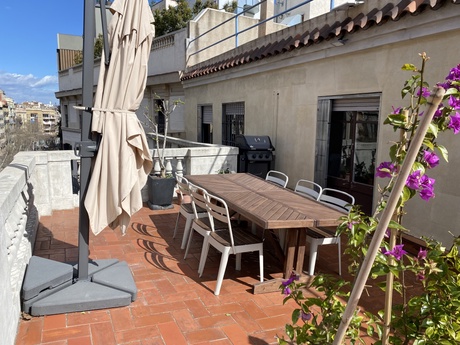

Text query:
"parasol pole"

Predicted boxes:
[[333, 86, 444, 344], [77, 0, 97, 281]]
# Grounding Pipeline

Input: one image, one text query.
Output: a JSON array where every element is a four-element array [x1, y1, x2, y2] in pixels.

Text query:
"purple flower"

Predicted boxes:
[[384, 228, 391, 238], [383, 244, 408, 261], [301, 311, 312, 321], [446, 64, 460, 81], [282, 272, 298, 294], [347, 220, 359, 230], [420, 175, 435, 190], [449, 95, 460, 110], [418, 175, 435, 201], [448, 112, 460, 134], [420, 188, 435, 201], [434, 105, 444, 118], [406, 170, 421, 190], [391, 106, 402, 114], [417, 87, 431, 98], [376, 162, 396, 178], [423, 150, 439, 168], [417, 272, 426, 281], [417, 248, 428, 260]]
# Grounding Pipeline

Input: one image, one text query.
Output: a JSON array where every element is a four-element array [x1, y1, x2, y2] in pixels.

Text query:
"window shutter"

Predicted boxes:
[[202, 105, 212, 124], [332, 97, 380, 112]]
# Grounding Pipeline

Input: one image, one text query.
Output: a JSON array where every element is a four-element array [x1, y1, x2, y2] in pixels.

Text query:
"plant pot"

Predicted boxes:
[[147, 175, 176, 210]]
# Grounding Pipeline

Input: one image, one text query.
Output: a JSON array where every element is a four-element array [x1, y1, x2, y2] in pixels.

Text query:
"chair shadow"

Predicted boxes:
[[131, 210, 286, 295]]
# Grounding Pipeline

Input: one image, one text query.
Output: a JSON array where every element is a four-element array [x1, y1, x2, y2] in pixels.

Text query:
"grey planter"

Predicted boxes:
[[147, 175, 176, 210]]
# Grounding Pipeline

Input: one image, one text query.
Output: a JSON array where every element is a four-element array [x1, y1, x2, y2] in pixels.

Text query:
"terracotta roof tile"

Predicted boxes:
[[181, 0, 458, 81]]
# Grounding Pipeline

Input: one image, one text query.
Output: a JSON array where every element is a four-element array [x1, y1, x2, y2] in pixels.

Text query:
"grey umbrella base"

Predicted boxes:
[[22, 256, 137, 316]]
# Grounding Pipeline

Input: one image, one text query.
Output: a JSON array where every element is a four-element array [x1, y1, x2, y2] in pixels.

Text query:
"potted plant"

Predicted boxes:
[[143, 93, 184, 210]]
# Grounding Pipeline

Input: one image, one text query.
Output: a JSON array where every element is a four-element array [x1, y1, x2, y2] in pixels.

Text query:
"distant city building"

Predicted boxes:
[[15, 101, 61, 135]]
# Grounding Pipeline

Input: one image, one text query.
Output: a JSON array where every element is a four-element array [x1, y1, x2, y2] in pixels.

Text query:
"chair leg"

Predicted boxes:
[[180, 216, 193, 249], [214, 248, 231, 295], [173, 213, 181, 239], [198, 238, 210, 277], [184, 226, 195, 260], [235, 253, 242, 271], [259, 248, 264, 282], [337, 238, 342, 276], [309, 240, 319, 276]]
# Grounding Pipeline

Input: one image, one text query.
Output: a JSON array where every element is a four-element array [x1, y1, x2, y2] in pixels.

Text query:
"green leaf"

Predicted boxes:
[[402, 63, 417, 71], [436, 144, 449, 162], [427, 122, 439, 138], [384, 114, 408, 128]]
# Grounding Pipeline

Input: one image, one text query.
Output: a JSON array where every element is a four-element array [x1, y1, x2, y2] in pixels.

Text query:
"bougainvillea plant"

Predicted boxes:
[[278, 53, 460, 344]]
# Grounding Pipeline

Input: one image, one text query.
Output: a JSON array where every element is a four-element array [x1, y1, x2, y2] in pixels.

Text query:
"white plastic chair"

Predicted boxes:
[[183, 183, 212, 260], [198, 193, 264, 295], [294, 179, 323, 200], [174, 175, 207, 249], [265, 170, 289, 188], [306, 188, 355, 276]]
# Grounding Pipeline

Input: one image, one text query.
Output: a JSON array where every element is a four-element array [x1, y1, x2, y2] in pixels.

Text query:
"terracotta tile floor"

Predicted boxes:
[[15, 202, 384, 345]]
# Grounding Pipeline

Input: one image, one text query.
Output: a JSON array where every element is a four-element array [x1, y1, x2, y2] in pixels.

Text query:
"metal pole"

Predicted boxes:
[[333, 87, 444, 344], [100, 0, 111, 66], [77, 0, 96, 281]]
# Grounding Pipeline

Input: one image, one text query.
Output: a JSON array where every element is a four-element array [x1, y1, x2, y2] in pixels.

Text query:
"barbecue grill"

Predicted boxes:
[[235, 135, 275, 178]]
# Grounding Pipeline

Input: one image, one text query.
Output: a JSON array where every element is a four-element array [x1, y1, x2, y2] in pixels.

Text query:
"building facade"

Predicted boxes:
[[180, 0, 460, 245]]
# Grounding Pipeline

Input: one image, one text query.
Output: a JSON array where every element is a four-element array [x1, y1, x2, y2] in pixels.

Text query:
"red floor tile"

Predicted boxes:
[[15, 204, 382, 345]]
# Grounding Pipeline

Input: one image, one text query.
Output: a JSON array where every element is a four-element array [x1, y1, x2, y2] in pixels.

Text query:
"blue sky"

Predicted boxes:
[[0, 1, 84, 104]]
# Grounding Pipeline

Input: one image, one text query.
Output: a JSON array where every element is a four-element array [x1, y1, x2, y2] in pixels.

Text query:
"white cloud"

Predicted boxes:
[[0, 71, 59, 104]]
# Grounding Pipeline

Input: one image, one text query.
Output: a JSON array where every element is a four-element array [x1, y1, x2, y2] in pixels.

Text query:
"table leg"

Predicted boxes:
[[284, 229, 299, 278], [295, 229, 307, 274]]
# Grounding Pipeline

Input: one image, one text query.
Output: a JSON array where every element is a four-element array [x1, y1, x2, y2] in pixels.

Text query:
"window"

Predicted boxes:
[[222, 102, 244, 146], [316, 94, 380, 215], [198, 105, 213, 143]]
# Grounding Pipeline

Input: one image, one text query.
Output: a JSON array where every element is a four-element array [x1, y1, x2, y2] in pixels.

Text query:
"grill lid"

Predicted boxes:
[[235, 135, 274, 150]]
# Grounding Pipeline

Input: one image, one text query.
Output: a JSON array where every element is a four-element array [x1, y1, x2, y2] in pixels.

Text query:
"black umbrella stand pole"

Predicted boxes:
[[21, 0, 137, 316]]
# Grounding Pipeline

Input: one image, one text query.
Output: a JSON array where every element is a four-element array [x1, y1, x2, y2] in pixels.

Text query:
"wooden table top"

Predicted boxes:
[[186, 173, 345, 230]]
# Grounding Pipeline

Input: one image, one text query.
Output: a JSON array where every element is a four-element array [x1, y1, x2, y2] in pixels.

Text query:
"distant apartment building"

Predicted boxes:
[[15, 102, 60, 135]]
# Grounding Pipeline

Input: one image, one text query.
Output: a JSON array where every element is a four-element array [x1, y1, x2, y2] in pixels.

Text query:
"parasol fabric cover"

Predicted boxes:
[[85, 0, 154, 235]]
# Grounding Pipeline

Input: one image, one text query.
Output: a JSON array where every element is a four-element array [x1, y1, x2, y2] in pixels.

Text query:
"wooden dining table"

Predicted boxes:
[[186, 173, 345, 293]]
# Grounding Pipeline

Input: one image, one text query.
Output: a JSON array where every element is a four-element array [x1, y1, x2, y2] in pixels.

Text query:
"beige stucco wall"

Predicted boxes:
[[182, 3, 460, 245]]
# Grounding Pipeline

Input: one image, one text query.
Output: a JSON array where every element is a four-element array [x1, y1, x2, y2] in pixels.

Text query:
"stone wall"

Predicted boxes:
[[0, 151, 78, 345]]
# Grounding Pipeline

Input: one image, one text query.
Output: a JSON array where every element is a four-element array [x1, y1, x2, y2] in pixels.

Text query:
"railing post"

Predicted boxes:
[[153, 158, 161, 175], [165, 158, 173, 176], [176, 157, 184, 176]]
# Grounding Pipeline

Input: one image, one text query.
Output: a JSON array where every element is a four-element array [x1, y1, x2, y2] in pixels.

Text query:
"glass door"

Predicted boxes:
[[327, 110, 378, 214]]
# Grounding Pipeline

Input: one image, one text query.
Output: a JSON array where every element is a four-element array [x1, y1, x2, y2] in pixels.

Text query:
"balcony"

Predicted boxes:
[[3, 146, 387, 345]]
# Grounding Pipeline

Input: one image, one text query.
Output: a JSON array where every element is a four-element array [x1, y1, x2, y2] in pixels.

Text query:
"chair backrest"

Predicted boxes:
[[188, 182, 209, 219], [205, 193, 236, 250], [294, 179, 322, 200], [175, 174, 190, 199], [265, 170, 289, 188], [318, 188, 355, 213]]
